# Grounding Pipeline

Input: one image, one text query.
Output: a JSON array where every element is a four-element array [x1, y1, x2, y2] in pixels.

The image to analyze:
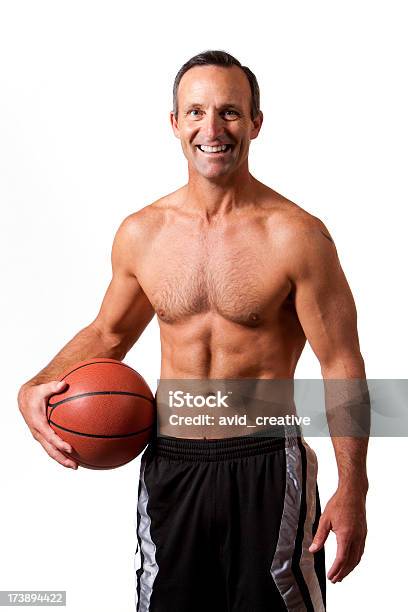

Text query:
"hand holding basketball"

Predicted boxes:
[[19, 359, 155, 470], [18, 380, 78, 469], [47, 359, 155, 469]]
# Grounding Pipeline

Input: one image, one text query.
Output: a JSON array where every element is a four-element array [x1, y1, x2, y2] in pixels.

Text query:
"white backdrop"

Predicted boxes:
[[1, 1, 407, 610]]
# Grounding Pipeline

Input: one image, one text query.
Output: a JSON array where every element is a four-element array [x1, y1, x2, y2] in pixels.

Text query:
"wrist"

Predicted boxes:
[[338, 476, 369, 496]]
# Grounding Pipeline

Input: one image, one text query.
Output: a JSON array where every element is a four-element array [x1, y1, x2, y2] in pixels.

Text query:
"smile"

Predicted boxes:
[[196, 144, 233, 154]]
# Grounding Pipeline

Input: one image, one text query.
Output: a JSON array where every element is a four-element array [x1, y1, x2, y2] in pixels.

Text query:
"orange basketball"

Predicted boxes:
[[47, 358, 155, 469]]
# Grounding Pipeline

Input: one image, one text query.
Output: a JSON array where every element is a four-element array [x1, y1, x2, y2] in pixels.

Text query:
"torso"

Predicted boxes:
[[130, 183, 311, 437], [133, 183, 309, 378]]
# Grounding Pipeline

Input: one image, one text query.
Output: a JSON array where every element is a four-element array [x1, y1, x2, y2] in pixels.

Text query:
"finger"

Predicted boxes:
[[309, 517, 331, 552], [39, 380, 68, 399], [360, 527, 368, 557], [34, 420, 73, 455], [36, 433, 78, 469], [355, 540, 365, 565], [327, 534, 352, 581], [330, 541, 361, 582], [36, 391, 73, 453]]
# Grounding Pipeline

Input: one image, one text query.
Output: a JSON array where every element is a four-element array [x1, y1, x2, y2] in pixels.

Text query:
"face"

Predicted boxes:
[[170, 65, 263, 180]]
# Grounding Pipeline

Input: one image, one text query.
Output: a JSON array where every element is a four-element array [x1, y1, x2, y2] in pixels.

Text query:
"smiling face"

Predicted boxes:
[[170, 65, 263, 180]]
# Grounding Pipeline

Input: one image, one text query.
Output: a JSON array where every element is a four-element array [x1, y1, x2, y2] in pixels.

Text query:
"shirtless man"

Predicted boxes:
[[18, 50, 368, 611]]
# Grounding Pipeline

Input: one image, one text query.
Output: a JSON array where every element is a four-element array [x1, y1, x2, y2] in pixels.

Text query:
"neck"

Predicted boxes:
[[184, 162, 260, 220]]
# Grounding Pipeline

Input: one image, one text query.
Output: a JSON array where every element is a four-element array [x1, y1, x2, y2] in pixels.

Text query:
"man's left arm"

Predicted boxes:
[[286, 216, 369, 584]]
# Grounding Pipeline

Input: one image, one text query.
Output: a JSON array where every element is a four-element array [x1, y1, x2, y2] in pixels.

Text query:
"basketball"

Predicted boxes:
[[47, 358, 155, 469]]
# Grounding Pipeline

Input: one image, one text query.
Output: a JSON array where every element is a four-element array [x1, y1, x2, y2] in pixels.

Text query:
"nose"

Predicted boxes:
[[202, 109, 224, 142]]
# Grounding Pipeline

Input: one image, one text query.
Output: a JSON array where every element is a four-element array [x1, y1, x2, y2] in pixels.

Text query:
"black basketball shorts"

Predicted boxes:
[[134, 429, 326, 611]]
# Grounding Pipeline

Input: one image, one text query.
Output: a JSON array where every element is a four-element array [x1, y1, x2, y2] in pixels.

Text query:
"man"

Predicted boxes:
[[18, 50, 368, 611]]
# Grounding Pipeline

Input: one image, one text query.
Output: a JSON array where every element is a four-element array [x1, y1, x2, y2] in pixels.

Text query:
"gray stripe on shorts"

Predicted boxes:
[[136, 455, 159, 612], [299, 440, 325, 611], [270, 437, 307, 610]]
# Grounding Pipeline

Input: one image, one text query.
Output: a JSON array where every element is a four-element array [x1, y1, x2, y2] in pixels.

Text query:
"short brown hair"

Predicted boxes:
[[172, 50, 261, 121]]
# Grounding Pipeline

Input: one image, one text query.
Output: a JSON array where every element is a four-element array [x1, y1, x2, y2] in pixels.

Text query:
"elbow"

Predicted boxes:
[[320, 351, 366, 379], [89, 321, 129, 361]]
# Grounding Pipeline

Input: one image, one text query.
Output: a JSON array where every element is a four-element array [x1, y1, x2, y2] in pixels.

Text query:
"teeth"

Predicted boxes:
[[198, 144, 229, 153]]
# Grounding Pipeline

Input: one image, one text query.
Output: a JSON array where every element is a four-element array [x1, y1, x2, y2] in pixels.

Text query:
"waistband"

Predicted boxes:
[[148, 426, 302, 462]]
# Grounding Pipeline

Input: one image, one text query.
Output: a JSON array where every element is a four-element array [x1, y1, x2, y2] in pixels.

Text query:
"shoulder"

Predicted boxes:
[[261, 189, 339, 279], [278, 210, 336, 250], [113, 188, 183, 245], [282, 212, 340, 282], [261, 188, 333, 244]]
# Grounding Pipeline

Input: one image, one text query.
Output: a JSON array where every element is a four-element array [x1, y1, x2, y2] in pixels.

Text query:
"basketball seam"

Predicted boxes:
[[48, 390, 154, 409], [48, 421, 153, 439]]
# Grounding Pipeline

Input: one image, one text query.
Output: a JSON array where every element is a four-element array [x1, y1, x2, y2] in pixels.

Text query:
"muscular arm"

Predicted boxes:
[[288, 217, 369, 485], [22, 214, 155, 387], [18, 213, 155, 470], [286, 215, 369, 582]]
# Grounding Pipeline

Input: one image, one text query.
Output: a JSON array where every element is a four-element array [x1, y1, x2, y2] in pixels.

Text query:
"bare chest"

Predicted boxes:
[[137, 225, 291, 326]]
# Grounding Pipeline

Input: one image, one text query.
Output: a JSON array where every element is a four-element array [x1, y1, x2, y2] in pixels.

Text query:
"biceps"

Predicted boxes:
[[294, 265, 360, 366], [93, 271, 155, 347]]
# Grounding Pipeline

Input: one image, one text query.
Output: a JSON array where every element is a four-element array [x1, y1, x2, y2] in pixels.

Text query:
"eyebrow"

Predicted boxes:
[[184, 102, 243, 110]]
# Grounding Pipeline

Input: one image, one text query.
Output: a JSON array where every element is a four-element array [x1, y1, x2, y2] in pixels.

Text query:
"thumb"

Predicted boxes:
[[309, 518, 331, 552], [41, 379, 68, 397]]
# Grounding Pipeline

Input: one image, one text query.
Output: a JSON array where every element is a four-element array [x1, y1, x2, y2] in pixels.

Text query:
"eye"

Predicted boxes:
[[188, 109, 203, 117], [223, 110, 239, 119]]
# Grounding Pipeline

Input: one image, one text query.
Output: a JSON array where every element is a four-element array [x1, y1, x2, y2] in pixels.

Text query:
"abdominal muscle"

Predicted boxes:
[[155, 316, 303, 439]]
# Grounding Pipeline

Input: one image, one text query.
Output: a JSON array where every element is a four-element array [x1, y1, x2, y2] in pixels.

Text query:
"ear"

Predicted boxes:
[[170, 111, 181, 139], [250, 110, 263, 140]]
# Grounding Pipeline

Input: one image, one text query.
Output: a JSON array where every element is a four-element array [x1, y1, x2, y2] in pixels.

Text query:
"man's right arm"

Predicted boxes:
[[17, 214, 155, 468]]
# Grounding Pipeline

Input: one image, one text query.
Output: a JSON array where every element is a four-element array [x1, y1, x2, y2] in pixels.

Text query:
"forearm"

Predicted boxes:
[[21, 323, 126, 389], [322, 360, 370, 495], [331, 436, 369, 494]]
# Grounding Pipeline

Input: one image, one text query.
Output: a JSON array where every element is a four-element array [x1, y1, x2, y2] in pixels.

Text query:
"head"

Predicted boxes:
[[170, 50, 263, 181]]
